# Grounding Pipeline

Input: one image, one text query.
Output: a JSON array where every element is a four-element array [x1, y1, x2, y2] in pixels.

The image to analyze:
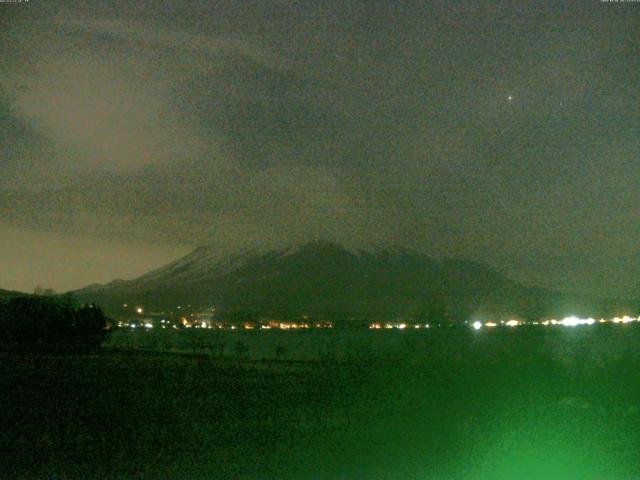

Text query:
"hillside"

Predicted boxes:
[[73, 240, 631, 322], [0, 288, 27, 299]]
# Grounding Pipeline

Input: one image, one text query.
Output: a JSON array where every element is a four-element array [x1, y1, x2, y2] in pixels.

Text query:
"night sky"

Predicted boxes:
[[1, 1, 639, 296]]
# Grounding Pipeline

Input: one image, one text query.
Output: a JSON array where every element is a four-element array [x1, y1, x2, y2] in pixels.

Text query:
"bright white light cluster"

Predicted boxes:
[[471, 315, 640, 330], [612, 316, 636, 324], [558, 316, 595, 327]]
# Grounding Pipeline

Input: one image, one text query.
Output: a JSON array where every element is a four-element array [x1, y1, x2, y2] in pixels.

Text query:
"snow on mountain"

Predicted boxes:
[[72, 240, 628, 320]]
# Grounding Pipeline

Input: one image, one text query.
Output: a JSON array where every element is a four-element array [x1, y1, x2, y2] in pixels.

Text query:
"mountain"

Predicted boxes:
[[0, 288, 27, 299], [73, 240, 632, 322]]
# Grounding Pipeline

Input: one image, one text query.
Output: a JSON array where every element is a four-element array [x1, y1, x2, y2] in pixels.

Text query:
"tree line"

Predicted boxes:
[[0, 294, 110, 352]]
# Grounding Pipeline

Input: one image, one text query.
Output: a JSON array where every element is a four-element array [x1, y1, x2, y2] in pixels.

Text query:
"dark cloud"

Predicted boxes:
[[1, 1, 639, 296]]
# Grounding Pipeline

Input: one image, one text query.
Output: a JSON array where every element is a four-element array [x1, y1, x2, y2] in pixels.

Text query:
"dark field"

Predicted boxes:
[[3, 326, 640, 479]]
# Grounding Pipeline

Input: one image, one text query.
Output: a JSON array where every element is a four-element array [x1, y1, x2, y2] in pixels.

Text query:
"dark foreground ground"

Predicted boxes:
[[3, 326, 640, 479]]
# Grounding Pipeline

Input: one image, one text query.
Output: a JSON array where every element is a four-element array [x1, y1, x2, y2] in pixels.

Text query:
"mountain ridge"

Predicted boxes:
[[72, 240, 633, 322], [0, 288, 27, 299]]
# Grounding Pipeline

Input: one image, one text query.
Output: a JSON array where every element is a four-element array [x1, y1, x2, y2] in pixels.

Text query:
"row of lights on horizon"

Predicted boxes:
[[121, 304, 639, 332], [471, 315, 639, 330]]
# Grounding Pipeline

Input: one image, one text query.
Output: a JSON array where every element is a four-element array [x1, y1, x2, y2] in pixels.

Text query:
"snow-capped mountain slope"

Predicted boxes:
[[73, 240, 624, 321]]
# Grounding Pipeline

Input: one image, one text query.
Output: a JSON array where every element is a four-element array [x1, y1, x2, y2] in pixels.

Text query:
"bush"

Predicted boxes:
[[0, 295, 110, 352]]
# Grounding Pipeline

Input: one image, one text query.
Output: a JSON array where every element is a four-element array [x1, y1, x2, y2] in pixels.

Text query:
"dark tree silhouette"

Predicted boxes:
[[0, 295, 110, 352]]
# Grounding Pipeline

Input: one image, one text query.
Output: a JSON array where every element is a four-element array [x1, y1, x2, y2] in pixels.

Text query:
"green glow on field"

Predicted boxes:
[[458, 414, 632, 480]]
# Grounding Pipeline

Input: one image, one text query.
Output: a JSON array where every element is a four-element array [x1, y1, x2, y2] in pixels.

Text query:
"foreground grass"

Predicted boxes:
[[3, 328, 640, 479], [0, 350, 369, 480]]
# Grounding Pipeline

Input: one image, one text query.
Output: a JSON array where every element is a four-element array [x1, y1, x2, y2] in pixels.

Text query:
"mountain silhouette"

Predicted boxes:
[[73, 240, 630, 322]]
